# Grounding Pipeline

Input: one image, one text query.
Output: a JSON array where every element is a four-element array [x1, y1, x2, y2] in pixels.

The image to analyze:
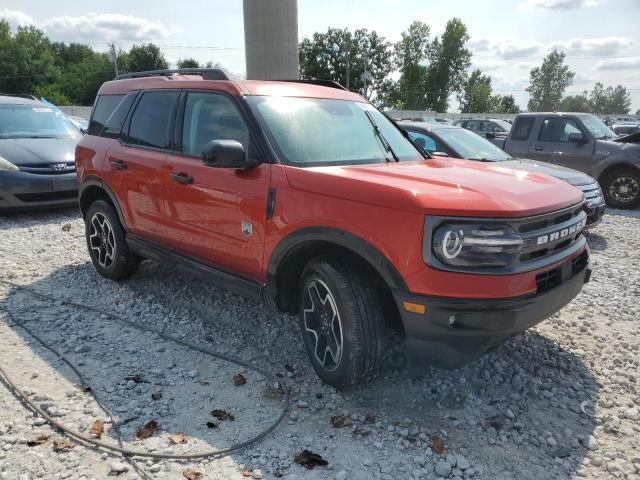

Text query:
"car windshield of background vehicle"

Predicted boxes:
[[439, 128, 512, 161], [247, 97, 421, 166], [0, 105, 81, 139], [581, 114, 616, 140], [493, 120, 512, 132]]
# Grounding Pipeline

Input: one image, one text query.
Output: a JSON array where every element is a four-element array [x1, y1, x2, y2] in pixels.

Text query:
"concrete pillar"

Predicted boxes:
[[243, 0, 299, 80]]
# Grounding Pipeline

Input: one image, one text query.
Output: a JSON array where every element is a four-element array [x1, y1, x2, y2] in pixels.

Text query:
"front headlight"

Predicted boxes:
[[0, 156, 19, 172], [432, 223, 523, 267]]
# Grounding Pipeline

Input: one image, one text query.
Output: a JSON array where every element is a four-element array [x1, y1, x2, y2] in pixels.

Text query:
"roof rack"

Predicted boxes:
[[0, 93, 39, 100], [274, 79, 348, 91], [115, 68, 232, 81]]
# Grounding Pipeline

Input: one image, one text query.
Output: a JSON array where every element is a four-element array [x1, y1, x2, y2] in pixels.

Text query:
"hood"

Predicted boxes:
[[0, 138, 79, 166], [499, 158, 594, 186], [285, 158, 584, 218], [612, 131, 640, 144]]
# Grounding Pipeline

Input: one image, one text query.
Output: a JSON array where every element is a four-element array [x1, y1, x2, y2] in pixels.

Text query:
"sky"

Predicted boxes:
[[1, 0, 639, 112]]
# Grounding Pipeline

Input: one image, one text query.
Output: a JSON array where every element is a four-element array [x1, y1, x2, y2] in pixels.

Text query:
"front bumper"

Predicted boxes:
[[0, 171, 78, 211], [584, 202, 606, 228], [393, 251, 591, 370]]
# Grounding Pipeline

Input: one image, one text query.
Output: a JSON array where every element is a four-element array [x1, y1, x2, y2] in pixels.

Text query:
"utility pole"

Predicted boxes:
[[109, 43, 119, 77]]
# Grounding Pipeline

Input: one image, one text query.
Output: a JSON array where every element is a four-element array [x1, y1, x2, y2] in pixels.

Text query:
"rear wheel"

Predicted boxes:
[[601, 169, 640, 209], [85, 200, 139, 280], [298, 258, 384, 389]]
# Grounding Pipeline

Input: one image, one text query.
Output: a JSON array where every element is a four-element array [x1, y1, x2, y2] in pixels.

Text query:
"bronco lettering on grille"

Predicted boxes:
[[536, 218, 587, 245]]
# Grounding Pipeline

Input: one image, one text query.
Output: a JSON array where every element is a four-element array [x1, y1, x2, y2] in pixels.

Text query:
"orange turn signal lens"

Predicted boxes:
[[402, 301, 426, 314]]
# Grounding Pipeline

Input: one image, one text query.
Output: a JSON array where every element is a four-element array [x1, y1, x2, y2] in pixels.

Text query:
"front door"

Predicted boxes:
[[163, 91, 270, 281]]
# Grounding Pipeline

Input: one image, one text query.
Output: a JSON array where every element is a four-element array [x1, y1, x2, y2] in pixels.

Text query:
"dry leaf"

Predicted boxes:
[[135, 420, 159, 440], [352, 426, 371, 437], [206, 420, 219, 429], [293, 449, 329, 469], [233, 373, 246, 386], [88, 420, 105, 439], [52, 438, 75, 451], [431, 434, 444, 454], [27, 435, 49, 447], [151, 392, 162, 401], [183, 469, 202, 480], [125, 375, 144, 383], [330, 415, 353, 428], [61, 223, 71, 232], [169, 432, 188, 444], [241, 470, 253, 477], [211, 409, 235, 421]]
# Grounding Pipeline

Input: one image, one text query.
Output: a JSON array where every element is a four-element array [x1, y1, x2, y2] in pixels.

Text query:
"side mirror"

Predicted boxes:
[[432, 151, 450, 157], [485, 132, 496, 139], [202, 140, 257, 169], [80, 128, 87, 135], [568, 132, 587, 144]]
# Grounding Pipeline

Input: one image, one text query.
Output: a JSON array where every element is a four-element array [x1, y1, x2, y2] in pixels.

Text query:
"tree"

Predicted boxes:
[[299, 27, 393, 100], [424, 18, 471, 112], [526, 50, 575, 111], [589, 83, 631, 114], [177, 58, 200, 69], [122, 43, 168, 73], [495, 95, 521, 114], [459, 69, 494, 113], [559, 94, 591, 112]]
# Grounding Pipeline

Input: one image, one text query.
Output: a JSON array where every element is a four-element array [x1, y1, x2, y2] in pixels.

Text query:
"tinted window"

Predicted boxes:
[[408, 131, 438, 152], [466, 120, 481, 131], [89, 95, 124, 136], [511, 117, 535, 141], [182, 92, 249, 156], [127, 91, 178, 149], [539, 118, 581, 143], [100, 92, 137, 139]]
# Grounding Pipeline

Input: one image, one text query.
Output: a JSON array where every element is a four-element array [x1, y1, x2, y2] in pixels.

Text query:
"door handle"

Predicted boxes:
[[170, 172, 193, 185], [532, 146, 543, 151], [109, 158, 127, 170]]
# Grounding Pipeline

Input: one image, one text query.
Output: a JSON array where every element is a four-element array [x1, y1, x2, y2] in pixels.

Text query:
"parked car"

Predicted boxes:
[[400, 121, 606, 227], [0, 95, 81, 211], [67, 115, 89, 133], [454, 118, 512, 146], [498, 112, 640, 208], [612, 122, 640, 137], [77, 68, 591, 388]]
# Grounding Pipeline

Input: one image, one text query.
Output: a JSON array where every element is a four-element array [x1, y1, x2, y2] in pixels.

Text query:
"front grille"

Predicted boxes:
[[536, 250, 588, 293], [14, 190, 78, 203], [18, 162, 75, 175], [576, 182, 604, 207]]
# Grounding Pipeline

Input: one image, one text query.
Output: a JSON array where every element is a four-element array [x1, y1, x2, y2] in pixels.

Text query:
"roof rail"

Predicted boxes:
[[274, 79, 348, 91], [0, 93, 38, 100], [115, 68, 232, 81]]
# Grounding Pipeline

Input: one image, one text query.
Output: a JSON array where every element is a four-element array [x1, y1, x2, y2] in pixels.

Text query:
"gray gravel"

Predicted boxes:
[[0, 207, 639, 479]]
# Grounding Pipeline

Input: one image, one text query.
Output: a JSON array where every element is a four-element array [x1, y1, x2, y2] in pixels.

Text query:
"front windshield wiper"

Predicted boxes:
[[363, 110, 399, 162]]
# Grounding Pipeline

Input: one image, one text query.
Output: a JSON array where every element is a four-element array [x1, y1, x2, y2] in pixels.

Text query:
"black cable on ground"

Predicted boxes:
[[0, 278, 290, 461]]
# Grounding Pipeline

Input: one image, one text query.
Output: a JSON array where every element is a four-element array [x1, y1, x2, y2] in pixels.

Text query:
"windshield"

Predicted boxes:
[[0, 105, 80, 139], [493, 120, 512, 132], [581, 114, 616, 140], [246, 96, 421, 166], [438, 127, 512, 161]]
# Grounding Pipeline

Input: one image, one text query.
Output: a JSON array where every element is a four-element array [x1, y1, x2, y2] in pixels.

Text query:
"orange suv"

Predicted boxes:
[[77, 69, 591, 388]]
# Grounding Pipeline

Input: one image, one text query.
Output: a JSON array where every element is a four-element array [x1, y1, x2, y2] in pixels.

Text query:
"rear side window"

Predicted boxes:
[[88, 95, 124, 136], [511, 117, 535, 141], [127, 91, 178, 149], [100, 92, 138, 139]]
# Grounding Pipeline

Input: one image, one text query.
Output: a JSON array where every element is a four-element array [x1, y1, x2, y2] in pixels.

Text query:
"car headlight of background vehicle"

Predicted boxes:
[[431, 223, 523, 268], [0, 156, 19, 172]]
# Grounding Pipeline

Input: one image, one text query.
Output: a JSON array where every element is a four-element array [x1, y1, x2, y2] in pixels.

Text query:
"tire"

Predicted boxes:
[[298, 257, 385, 389], [600, 168, 640, 209], [85, 200, 139, 280]]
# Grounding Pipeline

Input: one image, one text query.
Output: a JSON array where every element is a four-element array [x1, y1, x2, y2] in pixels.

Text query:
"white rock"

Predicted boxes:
[[110, 462, 129, 474]]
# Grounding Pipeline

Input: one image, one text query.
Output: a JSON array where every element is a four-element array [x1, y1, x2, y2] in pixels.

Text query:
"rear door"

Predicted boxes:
[[163, 90, 271, 280], [529, 116, 594, 174], [505, 116, 536, 159], [109, 90, 179, 243]]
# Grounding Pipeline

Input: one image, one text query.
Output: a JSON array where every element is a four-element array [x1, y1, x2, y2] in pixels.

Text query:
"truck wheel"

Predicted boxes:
[[601, 169, 640, 209], [298, 258, 384, 389], [85, 200, 139, 280]]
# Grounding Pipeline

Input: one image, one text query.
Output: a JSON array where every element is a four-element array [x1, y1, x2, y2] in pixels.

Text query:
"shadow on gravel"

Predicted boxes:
[[0, 206, 80, 231], [585, 231, 608, 251]]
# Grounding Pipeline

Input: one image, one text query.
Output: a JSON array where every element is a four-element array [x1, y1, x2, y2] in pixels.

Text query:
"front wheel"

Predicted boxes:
[[601, 169, 640, 209], [298, 258, 385, 389]]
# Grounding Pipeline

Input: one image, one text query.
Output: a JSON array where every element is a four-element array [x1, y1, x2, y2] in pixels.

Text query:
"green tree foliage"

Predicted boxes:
[[589, 82, 631, 114], [559, 93, 592, 112], [299, 27, 393, 100], [526, 50, 575, 111], [459, 69, 494, 113], [177, 58, 200, 68], [390, 21, 430, 110], [496, 95, 521, 114], [122, 43, 169, 72]]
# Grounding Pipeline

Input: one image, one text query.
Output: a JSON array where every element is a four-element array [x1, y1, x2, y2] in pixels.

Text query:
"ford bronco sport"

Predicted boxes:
[[77, 69, 592, 389]]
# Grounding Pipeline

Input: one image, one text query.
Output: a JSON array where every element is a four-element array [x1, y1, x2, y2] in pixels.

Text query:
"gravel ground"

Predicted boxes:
[[0, 207, 639, 480]]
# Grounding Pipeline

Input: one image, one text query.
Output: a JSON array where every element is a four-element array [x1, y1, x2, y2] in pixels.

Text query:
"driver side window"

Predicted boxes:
[[408, 131, 438, 153], [539, 118, 582, 143], [181, 92, 250, 156]]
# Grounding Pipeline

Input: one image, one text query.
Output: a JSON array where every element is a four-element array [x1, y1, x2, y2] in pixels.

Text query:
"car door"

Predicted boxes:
[[109, 90, 179, 244], [506, 116, 536, 159], [528, 116, 593, 174], [163, 90, 271, 280]]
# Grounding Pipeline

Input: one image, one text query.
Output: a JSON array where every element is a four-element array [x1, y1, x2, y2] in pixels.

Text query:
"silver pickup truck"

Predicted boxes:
[[500, 113, 640, 209]]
